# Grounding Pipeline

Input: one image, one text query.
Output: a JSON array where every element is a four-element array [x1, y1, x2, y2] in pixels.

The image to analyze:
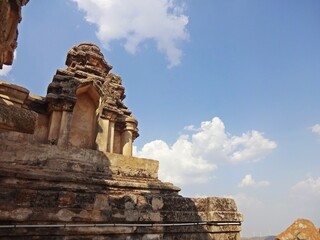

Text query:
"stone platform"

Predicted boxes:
[[0, 140, 242, 239]]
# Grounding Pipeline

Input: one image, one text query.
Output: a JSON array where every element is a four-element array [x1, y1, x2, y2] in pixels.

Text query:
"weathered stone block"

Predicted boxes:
[[107, 152, 159, 179], [0, 104, 37, 133]]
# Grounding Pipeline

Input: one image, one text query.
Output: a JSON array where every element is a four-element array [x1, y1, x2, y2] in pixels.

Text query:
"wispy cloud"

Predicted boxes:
[[0, 65, 13, 77], [311, 124, 320, 135], [291, 177, 320, 198], [238, 174, 270, 188], [134, 117, 276, 185], [72, 0, 189, 68]]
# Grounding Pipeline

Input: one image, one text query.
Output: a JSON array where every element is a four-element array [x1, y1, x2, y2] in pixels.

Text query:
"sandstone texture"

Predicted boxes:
[[275, 219, 320, 240], [0, 140, 243, 239], [0, 81, 37, 133]]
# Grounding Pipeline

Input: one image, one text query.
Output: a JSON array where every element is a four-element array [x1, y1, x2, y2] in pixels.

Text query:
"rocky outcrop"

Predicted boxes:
[[275, 219, 320, 240]]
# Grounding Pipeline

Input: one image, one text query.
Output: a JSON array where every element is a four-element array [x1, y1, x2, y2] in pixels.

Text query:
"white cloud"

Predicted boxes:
[[183, 125, 199, 131], [0, 65, 13, 77], [134, 117, 277, 185], [72, 0, 189, 68], [226, 131, 277, 163], [238, 174, 270, 188], [311, 124, 320, 135], [133, 135, 216, 185]]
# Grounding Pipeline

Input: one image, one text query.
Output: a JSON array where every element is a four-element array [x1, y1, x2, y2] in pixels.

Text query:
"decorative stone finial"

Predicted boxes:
[[65, 42, 113, 75]]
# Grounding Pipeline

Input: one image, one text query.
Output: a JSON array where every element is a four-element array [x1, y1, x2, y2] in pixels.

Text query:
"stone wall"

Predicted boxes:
[[0, 140, 242, 239]]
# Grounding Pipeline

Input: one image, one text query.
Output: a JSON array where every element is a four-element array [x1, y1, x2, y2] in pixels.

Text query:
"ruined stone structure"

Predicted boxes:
[[46, 43, 138, 156], [0, 2, 243, 237], [0, 0, 29, 69], [0, 43, 243, 239]]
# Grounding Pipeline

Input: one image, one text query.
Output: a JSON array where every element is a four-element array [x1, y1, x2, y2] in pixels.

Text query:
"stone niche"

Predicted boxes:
[[0, 43, 243, 239]]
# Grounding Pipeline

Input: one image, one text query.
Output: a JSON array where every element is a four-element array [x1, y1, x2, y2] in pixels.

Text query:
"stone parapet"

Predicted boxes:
[[0, 80, 29, 106], [0, 81, 37, 134], [0, 103, 36, 134], [106, 152, 159, 179]]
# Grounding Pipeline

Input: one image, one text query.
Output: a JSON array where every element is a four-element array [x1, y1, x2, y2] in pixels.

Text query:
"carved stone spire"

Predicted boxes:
[[46, 43, 138, 154]]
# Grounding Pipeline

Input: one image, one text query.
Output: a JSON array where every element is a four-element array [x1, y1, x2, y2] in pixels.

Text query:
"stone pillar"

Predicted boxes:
[[96, 111, 117, 152], [113, 128, 122, 154], [95, 117, 110, 152], [108, 121, 115, 153], [121, 130, 133, 156], [57, 111, 73, 147], [47, 111, 62, 143], [121, 116, 138, 157]]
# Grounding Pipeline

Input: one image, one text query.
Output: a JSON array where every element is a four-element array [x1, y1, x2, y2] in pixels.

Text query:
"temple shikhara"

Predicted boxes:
[[46, 43, 139, 155], [0, 1, 243, 239]]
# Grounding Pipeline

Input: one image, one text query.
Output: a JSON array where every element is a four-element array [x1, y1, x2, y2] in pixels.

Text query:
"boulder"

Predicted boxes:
[[276, 219, 320, 240]]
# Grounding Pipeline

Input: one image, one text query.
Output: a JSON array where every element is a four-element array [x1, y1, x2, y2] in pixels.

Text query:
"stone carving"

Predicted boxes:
[[46, 43, 138, 155], [0, 0, 29, 69], [47, 43, 131, 116]]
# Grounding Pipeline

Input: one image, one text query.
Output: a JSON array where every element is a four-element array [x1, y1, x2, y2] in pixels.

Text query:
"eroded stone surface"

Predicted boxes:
[[0, 81, 37, 133], [0, 103, 36, 133], [45, 43, 138, 155], [0, 43, 139, 156], [276, 219, 320, 240], [0, 0, 29, 69], [0, 140, 242, 239]]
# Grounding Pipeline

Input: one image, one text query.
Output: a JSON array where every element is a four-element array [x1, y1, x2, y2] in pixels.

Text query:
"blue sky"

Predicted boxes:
[[1, 0, 320, 237]]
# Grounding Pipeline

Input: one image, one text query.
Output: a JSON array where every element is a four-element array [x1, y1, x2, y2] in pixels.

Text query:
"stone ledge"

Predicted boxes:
[[106, 152, 159, 179], [0, 140, 161, 180], [0, 80, 29, 106]]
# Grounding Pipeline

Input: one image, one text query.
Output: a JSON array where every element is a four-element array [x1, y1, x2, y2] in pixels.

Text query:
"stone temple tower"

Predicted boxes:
[[45, 43, 138, 156]]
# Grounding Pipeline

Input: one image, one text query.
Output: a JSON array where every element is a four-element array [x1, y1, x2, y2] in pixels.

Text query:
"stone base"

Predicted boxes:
[[0, 140, 242, 239]]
